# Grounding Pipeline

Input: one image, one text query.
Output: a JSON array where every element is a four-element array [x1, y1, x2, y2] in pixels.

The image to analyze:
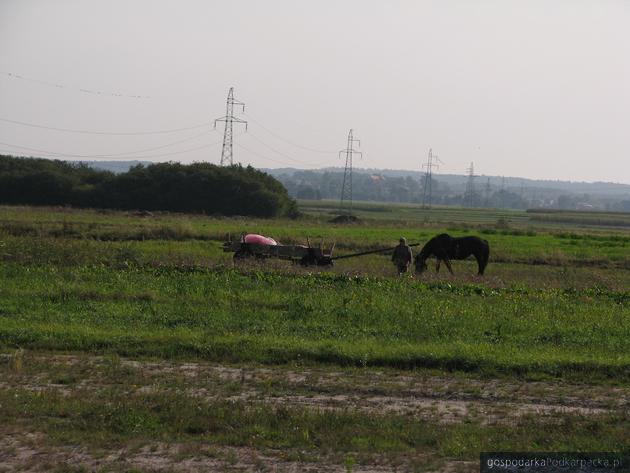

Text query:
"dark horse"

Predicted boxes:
[[415, 233, 490, 275]]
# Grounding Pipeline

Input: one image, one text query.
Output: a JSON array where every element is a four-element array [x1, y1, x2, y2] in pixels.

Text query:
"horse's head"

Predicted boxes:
[[415, 257, 428, 274]]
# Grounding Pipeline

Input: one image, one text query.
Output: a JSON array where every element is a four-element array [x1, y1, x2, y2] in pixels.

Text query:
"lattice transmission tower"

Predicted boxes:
[[422, 148, 440, 209], [339, 129, 362, 215], [463, 162, 477, 208], [483, 178, 492, 208], [214, 87, 247, 166]]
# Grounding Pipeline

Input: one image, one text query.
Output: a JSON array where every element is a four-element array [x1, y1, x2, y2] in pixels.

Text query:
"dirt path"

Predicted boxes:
[[1, 352, 628, 472], [2, 353, 628, 424], [2, 432, 423, 473], [152, 361, 621, 423]]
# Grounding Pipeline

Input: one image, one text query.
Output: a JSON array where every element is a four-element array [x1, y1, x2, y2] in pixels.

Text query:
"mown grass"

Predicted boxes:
[[1, 264, 628, 382]]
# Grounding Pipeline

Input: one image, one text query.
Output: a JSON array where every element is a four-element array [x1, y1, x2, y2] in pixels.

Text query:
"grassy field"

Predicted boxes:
[[1, 203, 629, 472], [299, 199, 630, 229]]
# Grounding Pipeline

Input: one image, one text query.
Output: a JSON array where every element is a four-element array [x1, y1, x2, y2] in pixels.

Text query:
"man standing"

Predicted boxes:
[[391, 237, 413, 275]]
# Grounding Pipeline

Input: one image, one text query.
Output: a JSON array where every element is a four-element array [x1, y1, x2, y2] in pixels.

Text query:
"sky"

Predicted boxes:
[[1, 0, 629, 183]]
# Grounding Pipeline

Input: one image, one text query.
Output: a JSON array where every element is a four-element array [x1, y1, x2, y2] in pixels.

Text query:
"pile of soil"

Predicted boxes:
[[329, 214, 361, 224]]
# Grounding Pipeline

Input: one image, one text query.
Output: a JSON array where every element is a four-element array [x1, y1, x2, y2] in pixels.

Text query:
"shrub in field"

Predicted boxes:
[[0, 155, 297, 218]]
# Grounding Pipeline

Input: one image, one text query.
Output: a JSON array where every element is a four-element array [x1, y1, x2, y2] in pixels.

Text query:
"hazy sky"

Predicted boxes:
[[1, 0, 629, 183]]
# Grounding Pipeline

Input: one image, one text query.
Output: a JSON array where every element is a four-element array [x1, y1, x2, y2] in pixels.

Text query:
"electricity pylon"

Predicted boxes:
[[422, 148, 440, 209], [214, 87, 247, 166], [484, 178, 492, 207], [339, 129, 362, 215], [464, 162, 476, 208]]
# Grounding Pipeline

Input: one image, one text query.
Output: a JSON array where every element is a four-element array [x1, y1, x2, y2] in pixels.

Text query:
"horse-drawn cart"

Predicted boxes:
[[223, 233, 335, 266], [223, 233, 420, 267], [224, 233, 489, 274]]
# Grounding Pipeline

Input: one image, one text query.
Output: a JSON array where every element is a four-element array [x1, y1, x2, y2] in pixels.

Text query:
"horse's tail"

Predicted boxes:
[[478, 239, 490, 275]]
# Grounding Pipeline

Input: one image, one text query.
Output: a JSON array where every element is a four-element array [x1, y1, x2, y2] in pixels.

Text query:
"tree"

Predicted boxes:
[[0, 155, 297, 218]]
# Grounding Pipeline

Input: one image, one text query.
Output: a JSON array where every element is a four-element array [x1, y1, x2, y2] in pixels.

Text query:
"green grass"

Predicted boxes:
[[1, 205, 629, 381], [1, 204, 629, 468], [1, 264, 628, 381], [1, 205, 628, 268], [1, 228, 629, 271], [300, 199, 630, 228]]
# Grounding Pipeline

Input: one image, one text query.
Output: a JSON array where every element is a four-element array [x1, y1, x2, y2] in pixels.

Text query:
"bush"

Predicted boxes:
[[0, 156, 296, 218]]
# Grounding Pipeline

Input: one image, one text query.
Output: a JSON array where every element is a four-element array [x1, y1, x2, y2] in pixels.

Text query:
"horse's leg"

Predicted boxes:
[[479, 255, 488, 276], [444, 258, 454, 274], [481, 243, 490, 275], [435, 258, 441, 272], [475, 244, 490, 275], [473, 253, 483, 275]]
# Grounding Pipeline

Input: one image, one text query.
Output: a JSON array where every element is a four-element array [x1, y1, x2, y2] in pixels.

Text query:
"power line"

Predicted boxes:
[[244, 132, 308, 165], [0, 130, 210, 159], [214, 87, 247, 166], [0, 137, 223, 161], [243, 131, 337, 168], [0, 117, 209, 135], [0, 130, 213, 158], [243, 112, 337, 154], [1, 71, 151, 99], [95, 131, 211, 157], [235, 142, 310, 167]]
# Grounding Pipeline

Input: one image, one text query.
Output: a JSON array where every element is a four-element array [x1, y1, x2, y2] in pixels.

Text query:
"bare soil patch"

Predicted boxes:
[[0, 432, 408, 473], [3, 353, 627, 424], [2, 352, 627, 472]]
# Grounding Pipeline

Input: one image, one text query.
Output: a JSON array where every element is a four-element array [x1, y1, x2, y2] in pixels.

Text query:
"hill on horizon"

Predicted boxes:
[[67, 160, 630, 191]]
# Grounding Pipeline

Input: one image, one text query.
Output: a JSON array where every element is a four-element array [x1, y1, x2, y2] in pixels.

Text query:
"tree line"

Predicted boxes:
[[272, 169, 630, 211], [276, 170, 531, 208], [0, 155, 298, 217]]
